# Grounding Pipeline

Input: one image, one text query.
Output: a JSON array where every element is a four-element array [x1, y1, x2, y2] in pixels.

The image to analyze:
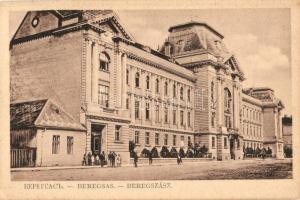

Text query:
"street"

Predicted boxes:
[[11, 159, 292, 181]]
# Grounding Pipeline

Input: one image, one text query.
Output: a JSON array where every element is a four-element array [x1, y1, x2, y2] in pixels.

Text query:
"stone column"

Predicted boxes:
[[116, 52, 122, 108], [217, 76, 224, 128], [85, 39, 92, 103], [121, 54, 127, 110], [233, 82, 240, 130], [91, 42, 99, 104]]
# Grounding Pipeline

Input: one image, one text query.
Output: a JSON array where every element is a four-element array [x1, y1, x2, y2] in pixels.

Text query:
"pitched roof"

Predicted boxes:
[[10, 99, 86, 131]]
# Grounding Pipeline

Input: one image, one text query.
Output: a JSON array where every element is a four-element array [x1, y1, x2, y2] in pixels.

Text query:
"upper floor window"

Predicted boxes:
[[135, 72, 140, 88], [155, 104, 160, 122], [180, 110, 184, 126], [187, 89, 191, 102], [224, 88, 231, 111], [164, 134, 168, 146], [99, 52, 110, 71], [146, 75, 150, 90], [164, 107, 168, 123], [187, 112, 191, 127], [211, 81, 214, 102], [173, 84, 176, 98], [156, 78, 160, 93], [126, 69, 129, 85], [164, 81, 168, 96], [146, 102, 150, 120], [135, 100, 140, 119], [98, 85, 109, 107], [212, 136, 216, 148], [180, 87, 184, 100], [173, 110, 176, 125]]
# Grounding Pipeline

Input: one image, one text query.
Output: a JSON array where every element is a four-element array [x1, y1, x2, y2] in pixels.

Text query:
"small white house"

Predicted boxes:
[[10, 99, 86, 167]]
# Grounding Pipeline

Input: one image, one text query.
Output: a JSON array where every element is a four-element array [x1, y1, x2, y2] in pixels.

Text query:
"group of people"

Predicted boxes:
[[82, 151, 121, 167]]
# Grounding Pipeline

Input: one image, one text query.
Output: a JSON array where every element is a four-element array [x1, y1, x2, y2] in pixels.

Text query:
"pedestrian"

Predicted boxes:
[[87, 152, 92, 166], [82, 153, 87, 166], [149, 152, 153, 165], [112, 151, 117, 168], [133, 151, 138, 168], [95, 154, 100, 165], [91, 154, 95, 166], [261, 148, 266, 160], [116, 154, 121, 167], [108, 151, 112, 167], [99, 151, 105, 167], [177, 154, 181, 165]]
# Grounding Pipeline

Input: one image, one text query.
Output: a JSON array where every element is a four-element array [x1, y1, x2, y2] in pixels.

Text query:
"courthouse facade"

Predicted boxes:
[[10, 10, 285, 166]]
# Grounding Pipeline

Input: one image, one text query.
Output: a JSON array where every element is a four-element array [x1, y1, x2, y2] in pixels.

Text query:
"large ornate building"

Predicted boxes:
[[10, 10, 285, 166]]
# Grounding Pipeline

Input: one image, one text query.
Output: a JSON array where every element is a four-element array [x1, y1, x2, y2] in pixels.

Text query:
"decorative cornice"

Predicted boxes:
[[129, 124, 194, 134], [86, 114, 131, 123]]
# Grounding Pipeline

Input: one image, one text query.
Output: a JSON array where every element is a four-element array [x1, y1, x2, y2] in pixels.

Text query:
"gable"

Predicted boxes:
[[13, 11, 60, 40]]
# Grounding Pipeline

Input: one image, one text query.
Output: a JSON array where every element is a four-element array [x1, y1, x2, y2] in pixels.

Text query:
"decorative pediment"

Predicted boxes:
[[224, 55, 245, 80]]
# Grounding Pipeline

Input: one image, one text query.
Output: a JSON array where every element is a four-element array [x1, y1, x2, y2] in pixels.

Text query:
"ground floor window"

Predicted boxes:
[[134, 131, 140, 144], [115, 125, 121, 141], [173, 135, 177, 146], [164, 134, 168, 145], [155, 133, 160, 145], [188, 136, 191, 146], [224, 137, 228, 149], [67, 136, 74, 154], [212, 136, 216, 148], [52, 135, 60, 154], [145, 132, 150, 145]]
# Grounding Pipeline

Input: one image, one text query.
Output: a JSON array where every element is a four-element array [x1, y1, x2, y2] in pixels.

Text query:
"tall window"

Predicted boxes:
[[146, 102, 150, 120], [52, 135, 60, 154], [135, 72, 140, 88], [180, 110, 184, 126], [126, 98, 130, 109], [224, 88, 231, 111], [134, 131, 140, 144], [155, 104, 160, 122], [173, 83, 176, 98], [173, 110, 177, 125], [224, 137, 228, 148], [180, 87, 184, 100], [98, 85, 109, 107], [211, 112, 215, 127], [126, 69, 129, 85], [164, 106, 168, 123], [187, 89, 191, 102], [145, 132, 150, 145], [155, 133, 160, 145], [188, 136, 191, 146], [99, 52, 110, 71], [173, 135, 177, 146], [164, 134, 168, 145], [155, 78, 160, 93], [211, 81, 214, 102], [164, 81, 168, 96], [67, 136, 73, 154], [146, 75, 150, 90], [115, 125, 121, 141], [187, 112, 191, 127], [135, 100, 140, 119], [212, 136, 216, 148]]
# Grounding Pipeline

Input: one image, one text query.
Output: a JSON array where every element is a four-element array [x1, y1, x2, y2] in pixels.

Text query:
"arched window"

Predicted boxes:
[[99, 52, 110, 71], [173, 83, 176, 98], [146, 75, 150, 90], [180, 87, 184, 100], [187, 89, 191, 102], [155, 78, 160, 93], [164, 81, 168, 96], [135, 72, 140, 88], [224, 88, 231, 111]]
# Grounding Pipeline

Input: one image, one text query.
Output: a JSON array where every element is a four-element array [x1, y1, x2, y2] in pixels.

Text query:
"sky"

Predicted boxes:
[[9, 9, 291, 115]]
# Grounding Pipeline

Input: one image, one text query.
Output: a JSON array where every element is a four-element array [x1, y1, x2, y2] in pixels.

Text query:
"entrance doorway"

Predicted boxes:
[[91, 124, 105, 155]]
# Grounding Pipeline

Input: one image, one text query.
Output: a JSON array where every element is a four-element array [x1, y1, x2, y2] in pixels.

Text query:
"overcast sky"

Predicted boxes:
[[10, 9, 291, 115]]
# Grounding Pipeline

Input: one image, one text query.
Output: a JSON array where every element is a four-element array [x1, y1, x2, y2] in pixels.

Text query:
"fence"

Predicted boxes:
[[11, 148, 36, 168], [129, 157, 214, 165]]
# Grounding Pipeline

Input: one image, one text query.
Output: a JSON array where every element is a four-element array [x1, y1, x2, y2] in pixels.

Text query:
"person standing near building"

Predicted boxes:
[[116, 154, 121, 167], [99, 151, 105, 167], [149, 152, 153, 165], [87, 152, 92, 166], [108, 151, 112, 167], [112, 151, 117, 168], [134, 151, 138, 168]]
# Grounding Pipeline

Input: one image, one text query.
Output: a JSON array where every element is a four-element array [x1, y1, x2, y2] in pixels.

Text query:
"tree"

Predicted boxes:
[[169, 147, 178, 158], [160, 146, 170, 158], [151, 147, 159, 158], [141, 148, 151, 158]]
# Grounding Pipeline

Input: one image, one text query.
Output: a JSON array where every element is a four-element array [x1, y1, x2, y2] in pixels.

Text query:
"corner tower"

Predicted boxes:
[[161, 21, 245, 160]]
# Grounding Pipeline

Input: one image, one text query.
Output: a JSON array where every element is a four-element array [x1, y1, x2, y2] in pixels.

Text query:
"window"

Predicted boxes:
[[188, 136, 191, 146], [211, 112, 215, 127], [173, 135, 177, 146], [180, 135, 184, 142], [126, 69, 129, 85], [155, 133, 160, 145], [180, 87, 184, 100], [146, 75, 150, 90], [187, 112, 191, 127], [164, 81, 168, 96], [146, 102, 150, 120], [180, 110, 184, 126], [99, 52, 109, 71], [212, 136, 216, 148], [135, 100, 140, 119], [164, 107, 168, 123], [224, 88, 231, 111], [211, 81, 214, 102], [173, 110, 177, 125], [224, 137, 228, 148], [164, 134, 168, 145], [135, 72, 140, 88], [126, 98, 130, 109], [134, 131, 140, 144], [155, 78, 160, 93], [173, 84, 176, 98], [52, 135, 60, 154], [115, 125, 121, 141], [67, 136, 73, 154], [145, 132, 150, 145], [225, 115, 231, 129], [155, 104, 160, 122], [98, 85, 109, 107], [187, 89, 191, 102]]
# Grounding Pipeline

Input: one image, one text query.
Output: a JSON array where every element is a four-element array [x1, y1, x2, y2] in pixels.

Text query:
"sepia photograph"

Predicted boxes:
[[0, 1, 299, 199]]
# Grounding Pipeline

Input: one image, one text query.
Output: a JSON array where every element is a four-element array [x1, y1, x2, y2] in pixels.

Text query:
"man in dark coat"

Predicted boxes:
[[87, 152, 92, 166], [134, 152, 138, 168], [149, 152, 153, 165], [112, 151, 117, 168], [99, 151, 105, 167]]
